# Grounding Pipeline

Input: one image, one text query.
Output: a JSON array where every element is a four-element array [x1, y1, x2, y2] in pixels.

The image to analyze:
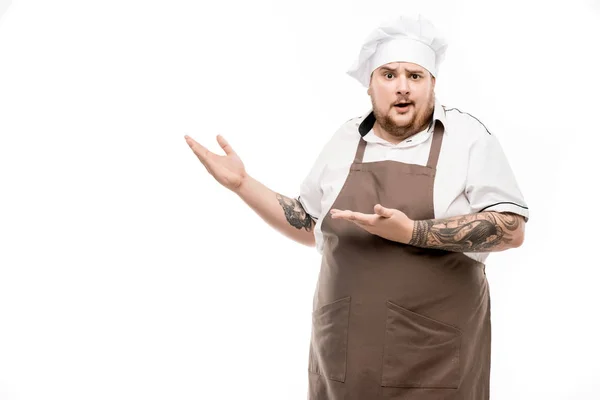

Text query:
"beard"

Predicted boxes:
[[371, 89, 435, 140]]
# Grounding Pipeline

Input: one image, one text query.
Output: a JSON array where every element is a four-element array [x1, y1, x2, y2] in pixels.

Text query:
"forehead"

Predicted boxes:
[[376, 62, 426, 72]]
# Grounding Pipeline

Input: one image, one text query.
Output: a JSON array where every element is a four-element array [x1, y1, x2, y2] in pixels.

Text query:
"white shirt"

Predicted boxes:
[[297, 98, 529, 264]]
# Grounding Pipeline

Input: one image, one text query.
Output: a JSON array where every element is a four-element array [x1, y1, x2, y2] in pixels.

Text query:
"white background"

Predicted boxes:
[[1, 0, 599, 399]]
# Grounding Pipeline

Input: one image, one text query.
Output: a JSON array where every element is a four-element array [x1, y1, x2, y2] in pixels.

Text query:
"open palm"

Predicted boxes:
[[185, 134, 247, 191]]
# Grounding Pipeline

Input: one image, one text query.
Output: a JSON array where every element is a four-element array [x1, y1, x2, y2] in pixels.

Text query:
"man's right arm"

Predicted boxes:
[[183, 134, 317, 247], [234, 175, 316, 247]]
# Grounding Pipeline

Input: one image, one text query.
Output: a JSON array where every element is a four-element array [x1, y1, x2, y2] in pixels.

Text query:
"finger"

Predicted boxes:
[[374, 204, 393, 218], [352, 212, 377, 225], [185, 135, 210, 159], [330, 208, 357, 215], [330, 209, 349, 219], [331, 210, 357, 219], [216, 135, 236, 156], [184, 135, 216, 168], [332, 210, 372, 223]]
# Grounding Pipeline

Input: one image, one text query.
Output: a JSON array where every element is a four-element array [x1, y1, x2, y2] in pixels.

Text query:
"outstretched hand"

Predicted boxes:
[[330, 204, 415, 244], [184, 134, 247, 191]]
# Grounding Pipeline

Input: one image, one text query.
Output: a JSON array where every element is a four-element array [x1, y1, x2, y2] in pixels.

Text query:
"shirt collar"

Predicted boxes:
[[357, 97, 447, 137]]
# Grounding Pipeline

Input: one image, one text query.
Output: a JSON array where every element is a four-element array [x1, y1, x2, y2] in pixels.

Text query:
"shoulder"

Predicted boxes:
[[342, 113, 368, 131], [305, 114, 362, 170], [442, 106, 494, 140], [328, 113, 366, 144]]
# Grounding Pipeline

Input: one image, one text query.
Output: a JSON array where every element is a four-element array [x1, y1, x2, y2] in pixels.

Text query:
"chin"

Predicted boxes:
[[391, 113, 412, 122]]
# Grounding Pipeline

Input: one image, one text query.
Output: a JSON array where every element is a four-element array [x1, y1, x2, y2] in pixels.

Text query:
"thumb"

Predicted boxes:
[[374, 204, 393, 218], [216, 135, 236, 156]]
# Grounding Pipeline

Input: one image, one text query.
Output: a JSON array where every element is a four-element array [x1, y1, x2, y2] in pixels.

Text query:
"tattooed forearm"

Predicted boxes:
[[276, 194, 315, 232], [408, 212, 524, 252]]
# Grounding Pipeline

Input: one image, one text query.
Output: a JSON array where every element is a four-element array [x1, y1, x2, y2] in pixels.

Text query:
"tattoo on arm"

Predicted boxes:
[[409, 212, 523, 252], [276, 194, 315, 232]]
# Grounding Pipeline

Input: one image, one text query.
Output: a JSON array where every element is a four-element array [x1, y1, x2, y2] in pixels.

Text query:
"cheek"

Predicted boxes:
[[415, 89, 433, 106], [373, 91, 393, 107]]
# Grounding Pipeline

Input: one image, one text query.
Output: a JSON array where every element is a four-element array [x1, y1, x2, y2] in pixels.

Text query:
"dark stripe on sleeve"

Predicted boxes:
[[479, 201, 529, 212], [297, 196, 319, 220], [445, 108, 492, 135]]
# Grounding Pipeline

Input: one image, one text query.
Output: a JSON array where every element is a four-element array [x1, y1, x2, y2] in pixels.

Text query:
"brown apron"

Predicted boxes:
[[307, 120, 491, 400]]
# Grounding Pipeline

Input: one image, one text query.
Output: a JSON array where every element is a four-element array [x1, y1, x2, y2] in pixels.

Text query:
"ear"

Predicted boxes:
[[431, 74, 436, 88]]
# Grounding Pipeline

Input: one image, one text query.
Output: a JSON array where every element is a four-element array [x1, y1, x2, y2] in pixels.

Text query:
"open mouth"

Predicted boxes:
[[394, 103, 412, 111]]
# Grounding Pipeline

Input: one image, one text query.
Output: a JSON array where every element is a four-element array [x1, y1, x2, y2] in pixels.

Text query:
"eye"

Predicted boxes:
[[385, 72, 394, 79], [411, 74, 421, 80]]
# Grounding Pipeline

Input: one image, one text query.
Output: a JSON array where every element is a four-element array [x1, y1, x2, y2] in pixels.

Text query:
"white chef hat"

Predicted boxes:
[[347, 14, 448, 87]]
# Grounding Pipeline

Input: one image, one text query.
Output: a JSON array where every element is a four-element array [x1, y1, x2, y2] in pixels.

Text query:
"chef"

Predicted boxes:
[[184, 14, 529, 400]]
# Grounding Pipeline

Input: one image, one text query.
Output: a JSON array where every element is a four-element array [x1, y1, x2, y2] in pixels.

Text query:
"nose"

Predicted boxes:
[[396, 76, 410, 96]]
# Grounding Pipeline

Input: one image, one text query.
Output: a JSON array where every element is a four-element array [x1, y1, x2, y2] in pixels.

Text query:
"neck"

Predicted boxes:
[[373, 117, 432, 145]]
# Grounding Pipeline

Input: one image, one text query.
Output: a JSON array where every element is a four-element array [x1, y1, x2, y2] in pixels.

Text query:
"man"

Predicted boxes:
[[185, 14, 528, 400]]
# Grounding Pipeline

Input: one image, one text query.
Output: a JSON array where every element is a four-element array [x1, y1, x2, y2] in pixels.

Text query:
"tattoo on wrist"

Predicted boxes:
[[409, 212, 522, 252], [276, 194, 314, 231]]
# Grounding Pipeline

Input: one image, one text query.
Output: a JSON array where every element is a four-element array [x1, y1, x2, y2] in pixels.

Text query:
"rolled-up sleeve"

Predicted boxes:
[[465, 133, 530, 222], [297, 150, 327, 221]]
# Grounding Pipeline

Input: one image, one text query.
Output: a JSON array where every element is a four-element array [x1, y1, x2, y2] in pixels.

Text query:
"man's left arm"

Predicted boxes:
[[408, 211, 525, 252], [330, 119, 529, 250], [409, 120, 529, 253], [329, 205, 525, 252]]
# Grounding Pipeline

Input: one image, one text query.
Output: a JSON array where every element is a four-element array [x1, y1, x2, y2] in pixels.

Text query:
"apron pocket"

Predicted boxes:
[[381, 300, 461, 389], [308, 296, 351, 383]]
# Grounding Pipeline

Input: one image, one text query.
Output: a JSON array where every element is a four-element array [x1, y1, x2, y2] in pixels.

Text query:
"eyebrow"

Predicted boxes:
[[380, 67, 426, 75]]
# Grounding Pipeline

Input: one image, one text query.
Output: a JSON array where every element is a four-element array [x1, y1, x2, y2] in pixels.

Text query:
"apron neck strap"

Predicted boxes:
[[426, 120, 444, 169], [354, 137, 368, 163]]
